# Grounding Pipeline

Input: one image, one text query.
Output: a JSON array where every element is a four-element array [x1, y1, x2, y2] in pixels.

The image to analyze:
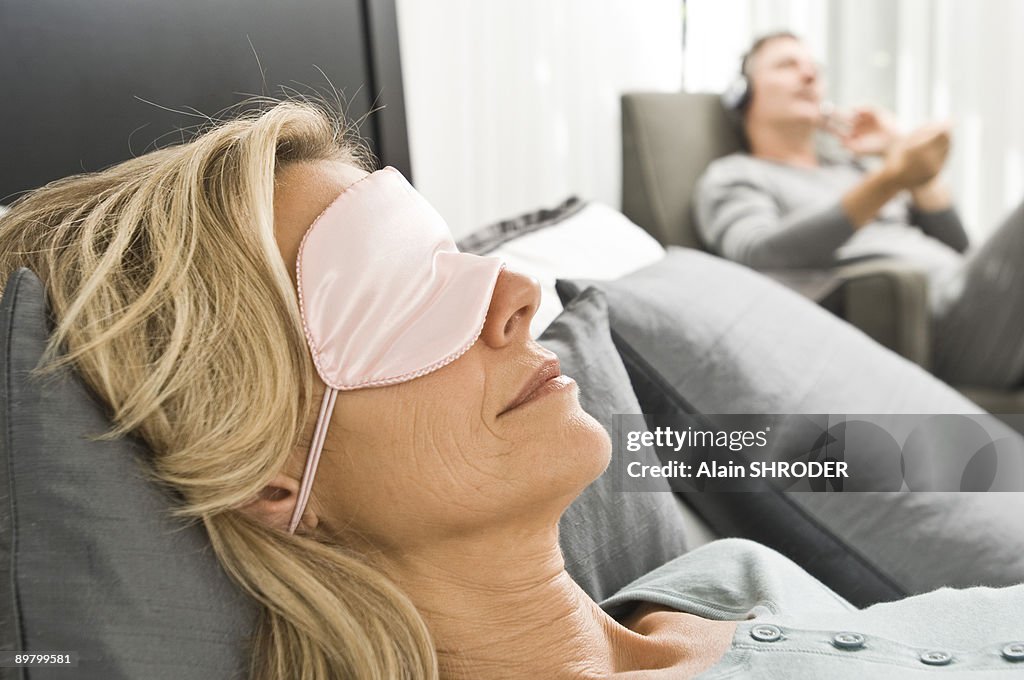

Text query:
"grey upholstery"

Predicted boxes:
[[620, 91, 1024, 418], [0, 268, 256, 680], [621, 92, 742, 249], [835, 259, 931, 369], [558, 248, 1024, 601]]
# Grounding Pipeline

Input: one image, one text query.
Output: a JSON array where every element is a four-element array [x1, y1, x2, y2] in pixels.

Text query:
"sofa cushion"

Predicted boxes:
[[0, 268, 257, 679], [558, 247, 1024, 605]]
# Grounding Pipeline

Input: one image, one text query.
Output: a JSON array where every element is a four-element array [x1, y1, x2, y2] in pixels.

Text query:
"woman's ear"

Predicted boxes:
[[239, 473, 320, 534]]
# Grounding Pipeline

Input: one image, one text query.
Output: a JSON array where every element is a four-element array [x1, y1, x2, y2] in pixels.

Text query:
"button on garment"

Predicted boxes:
[[750, 624, 783, 642], [832, 632, 866, 650], [598, 538, 1024, 679], [1002, 642, 1024, 662], [920, 650, 954, 666]]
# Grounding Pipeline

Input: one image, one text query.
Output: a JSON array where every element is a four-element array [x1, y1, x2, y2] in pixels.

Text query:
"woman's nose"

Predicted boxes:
[[479, 268, 541, 348]]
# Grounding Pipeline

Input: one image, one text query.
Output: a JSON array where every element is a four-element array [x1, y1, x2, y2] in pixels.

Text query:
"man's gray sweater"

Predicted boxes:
[[694, 153, 969, 287]]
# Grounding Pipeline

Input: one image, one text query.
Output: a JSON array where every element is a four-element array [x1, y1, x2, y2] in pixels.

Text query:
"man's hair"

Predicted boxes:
[[740, 30, 800, 77]]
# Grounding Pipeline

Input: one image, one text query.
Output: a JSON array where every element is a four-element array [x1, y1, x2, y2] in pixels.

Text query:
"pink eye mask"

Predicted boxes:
[[288, 166, 504, 533]]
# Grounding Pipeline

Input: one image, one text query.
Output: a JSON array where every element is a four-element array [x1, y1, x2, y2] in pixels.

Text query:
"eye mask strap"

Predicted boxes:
[[288, 386, 338, 534]]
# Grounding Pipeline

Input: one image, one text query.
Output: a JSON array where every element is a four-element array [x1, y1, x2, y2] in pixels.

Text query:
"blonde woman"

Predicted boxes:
[[0, 102, 1022, 679]]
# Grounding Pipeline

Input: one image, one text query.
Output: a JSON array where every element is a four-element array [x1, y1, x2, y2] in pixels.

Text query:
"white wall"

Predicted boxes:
[[396, 0, 683, 238], [683, 0, 829, 91]]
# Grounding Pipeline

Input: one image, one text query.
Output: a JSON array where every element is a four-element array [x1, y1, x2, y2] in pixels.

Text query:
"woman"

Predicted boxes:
[[0, 102, 1021, 679]]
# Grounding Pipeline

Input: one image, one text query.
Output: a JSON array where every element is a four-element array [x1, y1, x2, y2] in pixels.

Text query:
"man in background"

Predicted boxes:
[[695, 31, 1024, 389]]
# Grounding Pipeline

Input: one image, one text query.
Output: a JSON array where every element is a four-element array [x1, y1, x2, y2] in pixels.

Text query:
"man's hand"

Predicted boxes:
[[839, 121, 953, 230], [910, 175, 954, 212], [829, 106, 902, 156], [881, 122, 952, 189]]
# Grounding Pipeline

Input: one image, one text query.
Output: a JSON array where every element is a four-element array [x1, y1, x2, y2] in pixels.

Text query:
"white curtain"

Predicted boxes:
[[396, 0, 683, 238], [683, 0, 1024, 242]]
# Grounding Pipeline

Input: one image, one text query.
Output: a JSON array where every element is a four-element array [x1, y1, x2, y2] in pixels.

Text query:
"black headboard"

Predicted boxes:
[[0, 0, 411, 203]]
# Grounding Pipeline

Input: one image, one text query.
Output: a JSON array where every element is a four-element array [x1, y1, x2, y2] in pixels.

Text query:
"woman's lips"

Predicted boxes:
[[509, 374, 576, 413], [499, 358, 576, 416]]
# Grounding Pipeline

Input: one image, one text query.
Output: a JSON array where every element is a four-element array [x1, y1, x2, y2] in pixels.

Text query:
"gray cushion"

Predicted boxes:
[[542, 287, 688, 602], [0, 268, 257, 679], [558, 248, 1024, 603]]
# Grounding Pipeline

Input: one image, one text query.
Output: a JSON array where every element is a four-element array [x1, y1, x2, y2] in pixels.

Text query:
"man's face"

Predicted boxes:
[[745, 36, 823, 128]]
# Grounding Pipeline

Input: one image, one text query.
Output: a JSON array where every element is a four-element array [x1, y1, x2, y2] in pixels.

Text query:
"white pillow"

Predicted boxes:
[[481, 202, 665, 337]]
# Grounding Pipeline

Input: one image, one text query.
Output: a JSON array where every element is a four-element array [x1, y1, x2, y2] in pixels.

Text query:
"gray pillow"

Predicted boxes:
[[0, 268, 256, 679], [542, 287, 689, 602], [559, 247, 1024, 602]]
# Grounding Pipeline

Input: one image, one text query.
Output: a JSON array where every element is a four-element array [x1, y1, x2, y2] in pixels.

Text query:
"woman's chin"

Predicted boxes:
[[566, 407, 614, 482]]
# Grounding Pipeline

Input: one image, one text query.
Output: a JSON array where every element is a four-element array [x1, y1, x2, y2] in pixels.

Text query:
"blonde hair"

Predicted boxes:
[[0, 101, 438, 679]]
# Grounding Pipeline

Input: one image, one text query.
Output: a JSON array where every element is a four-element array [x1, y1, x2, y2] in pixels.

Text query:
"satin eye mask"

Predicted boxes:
[[288, 166, 504, 533]]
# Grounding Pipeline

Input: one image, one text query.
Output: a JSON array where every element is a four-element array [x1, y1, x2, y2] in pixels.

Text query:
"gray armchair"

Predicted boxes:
[[620, 91, 1019, 416]]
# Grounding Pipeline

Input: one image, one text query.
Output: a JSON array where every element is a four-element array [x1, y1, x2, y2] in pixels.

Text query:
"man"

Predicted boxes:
[[695, 31, 1024, 389]]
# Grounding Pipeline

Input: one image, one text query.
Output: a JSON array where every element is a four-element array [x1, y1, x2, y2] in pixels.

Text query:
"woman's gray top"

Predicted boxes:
[[694, 153, 970, 287], [601, 538, 1024, 678]]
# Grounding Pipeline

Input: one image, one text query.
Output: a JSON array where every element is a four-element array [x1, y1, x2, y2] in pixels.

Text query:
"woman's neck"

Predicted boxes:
[[387, 525, 720, 679]]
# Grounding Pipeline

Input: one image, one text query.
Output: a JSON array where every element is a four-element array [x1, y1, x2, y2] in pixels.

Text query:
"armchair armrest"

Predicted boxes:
[[834, 260, 931, 369], [753, 259, 930, 368]]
